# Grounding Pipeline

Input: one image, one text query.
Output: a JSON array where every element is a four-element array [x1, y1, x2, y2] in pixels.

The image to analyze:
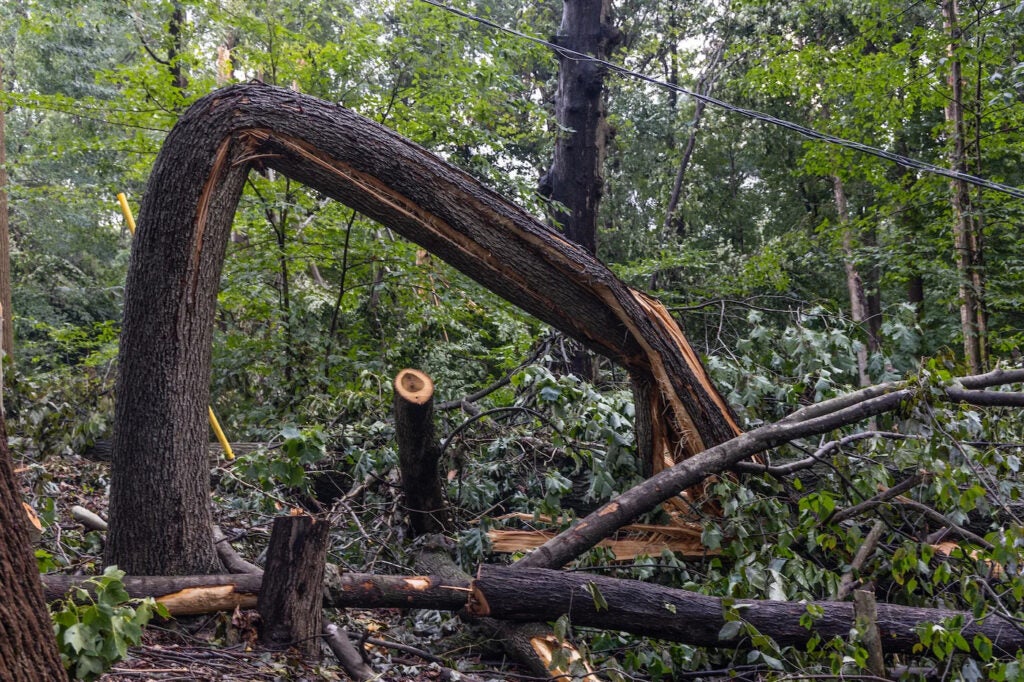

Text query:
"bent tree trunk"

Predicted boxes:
[[108, 83, 739, 574], [0, 419, 66, 680]]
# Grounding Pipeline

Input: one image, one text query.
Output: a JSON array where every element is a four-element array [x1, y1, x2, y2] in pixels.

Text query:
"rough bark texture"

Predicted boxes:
[[258, 515, 331, 658], [542, 0, 619, 256], [394, 369, 450, 534], [0, 419, 67, 680], [109, 83, 739, 574], [469, 565, 1024, 656]]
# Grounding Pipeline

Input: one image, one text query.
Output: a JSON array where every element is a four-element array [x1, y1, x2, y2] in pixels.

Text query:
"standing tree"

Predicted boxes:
[[539, 0, 620, 380], [540, 0, 619, 256], [942, 0, 985, 373], [0, 415, 66, 679]]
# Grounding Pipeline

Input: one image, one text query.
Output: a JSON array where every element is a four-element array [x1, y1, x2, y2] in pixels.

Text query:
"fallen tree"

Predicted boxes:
[[515, 367, 1024, 569], [40, 569, 469, 616], [39, 562, 1024, 657], [108, 82, 741, 575]]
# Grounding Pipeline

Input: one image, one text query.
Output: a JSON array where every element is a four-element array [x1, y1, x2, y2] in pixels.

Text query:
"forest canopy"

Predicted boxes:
[[3, 0, 1024, 680]]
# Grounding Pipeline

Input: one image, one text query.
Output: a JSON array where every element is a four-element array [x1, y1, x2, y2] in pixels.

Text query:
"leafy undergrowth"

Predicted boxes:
[[15, 330, 1024, 680]]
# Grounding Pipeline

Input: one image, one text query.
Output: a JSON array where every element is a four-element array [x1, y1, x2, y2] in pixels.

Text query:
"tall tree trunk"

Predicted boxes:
[[542, 0, 619, 256], [943, 0, 984, 373], [0, 60, 13, 359], [107, 84, 740, 574], [540, 0, 620, 381], [0, 416, 67, 680], [167, 1, 188, 92], [833, 175, 873, 387]]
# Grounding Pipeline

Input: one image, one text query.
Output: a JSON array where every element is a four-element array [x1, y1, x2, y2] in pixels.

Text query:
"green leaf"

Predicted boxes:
[[718, 620, 743, 641]]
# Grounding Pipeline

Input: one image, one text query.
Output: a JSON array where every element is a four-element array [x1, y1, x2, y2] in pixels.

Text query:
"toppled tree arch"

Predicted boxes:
[[107, 83, 740, 574]]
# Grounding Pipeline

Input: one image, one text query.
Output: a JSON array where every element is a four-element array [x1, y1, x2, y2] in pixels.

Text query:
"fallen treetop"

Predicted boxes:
[[517, 368, 1024, 569]]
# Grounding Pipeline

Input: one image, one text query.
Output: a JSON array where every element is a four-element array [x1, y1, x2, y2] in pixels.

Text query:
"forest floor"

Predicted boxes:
[[24, 449, 525, 682]]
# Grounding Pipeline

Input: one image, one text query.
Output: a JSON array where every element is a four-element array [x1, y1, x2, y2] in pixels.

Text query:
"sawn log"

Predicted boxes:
[[468, 565, 1024, 657]]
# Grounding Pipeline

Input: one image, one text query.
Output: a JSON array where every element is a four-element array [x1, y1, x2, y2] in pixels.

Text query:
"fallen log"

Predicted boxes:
[[40, 570, 469, 616], [468, 565, 1024, 657], [42, 564, 1024, 657]]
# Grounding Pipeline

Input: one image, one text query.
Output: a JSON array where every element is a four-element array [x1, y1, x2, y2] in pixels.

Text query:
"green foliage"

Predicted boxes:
[[7, 0, 1024, 678], [50, 566, 169, 681]]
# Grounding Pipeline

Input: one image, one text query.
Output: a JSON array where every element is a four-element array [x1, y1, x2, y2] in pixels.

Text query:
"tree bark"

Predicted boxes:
[[943, 0, 984, 373], [542, 0, 619, 257], [394, 369, 450, 534], [833, 175, 873, 387], [0, 418, 67, 680], [541, 0, 620, 381], [108, 83, 740, 574], [258, 515, 331, 658], [468, 565, 1024, 656], [41, 569, 471, 615], [0, 59, 13, 359]]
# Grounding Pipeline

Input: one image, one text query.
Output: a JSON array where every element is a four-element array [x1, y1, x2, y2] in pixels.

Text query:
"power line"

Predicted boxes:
[[416, 0, 1024, 202]]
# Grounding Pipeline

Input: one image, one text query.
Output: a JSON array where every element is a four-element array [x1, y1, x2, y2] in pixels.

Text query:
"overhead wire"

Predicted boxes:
[[416, 0, 1024, 201]]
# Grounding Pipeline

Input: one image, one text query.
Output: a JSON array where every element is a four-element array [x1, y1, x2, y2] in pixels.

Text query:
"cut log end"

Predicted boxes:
[[395, 368, 435, 405], [467, 583, 491, 617]]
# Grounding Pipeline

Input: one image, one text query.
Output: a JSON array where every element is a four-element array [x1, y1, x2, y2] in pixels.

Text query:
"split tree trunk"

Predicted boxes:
[[394, 369, 450, 534], [108, 83, 740, 574], [0, 417, 66, 680], [258, 515, 331, 659]]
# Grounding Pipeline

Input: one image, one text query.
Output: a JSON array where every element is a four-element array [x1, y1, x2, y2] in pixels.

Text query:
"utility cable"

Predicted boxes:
[[417, 0, 1024, 201]]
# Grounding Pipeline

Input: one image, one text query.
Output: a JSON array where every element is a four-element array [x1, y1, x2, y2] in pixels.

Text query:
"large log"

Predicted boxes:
[[40, 570, 471, 615], [469, 565, 1024, 657], [41, 564, 1024, 658]]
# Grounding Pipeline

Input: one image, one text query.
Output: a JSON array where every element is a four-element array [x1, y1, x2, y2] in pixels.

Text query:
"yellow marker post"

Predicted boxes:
[[208, 406, 235, 461], [117, 193, 235, 461], [116, 192, 136, 235]]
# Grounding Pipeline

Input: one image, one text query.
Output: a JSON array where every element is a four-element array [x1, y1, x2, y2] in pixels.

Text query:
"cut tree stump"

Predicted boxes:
[[258, 515, 331, 658], [394, 368, 450, 534]]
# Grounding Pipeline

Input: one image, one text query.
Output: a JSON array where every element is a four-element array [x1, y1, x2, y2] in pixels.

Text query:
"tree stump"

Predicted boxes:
[[394, 369, 450, 534], [258, 514, 331, 659]]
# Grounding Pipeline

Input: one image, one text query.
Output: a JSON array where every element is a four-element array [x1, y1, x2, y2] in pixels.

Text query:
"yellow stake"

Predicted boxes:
[[116, 192, 136, 235], [117, 192, 235, 461], [208, 406, 235, 461]]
